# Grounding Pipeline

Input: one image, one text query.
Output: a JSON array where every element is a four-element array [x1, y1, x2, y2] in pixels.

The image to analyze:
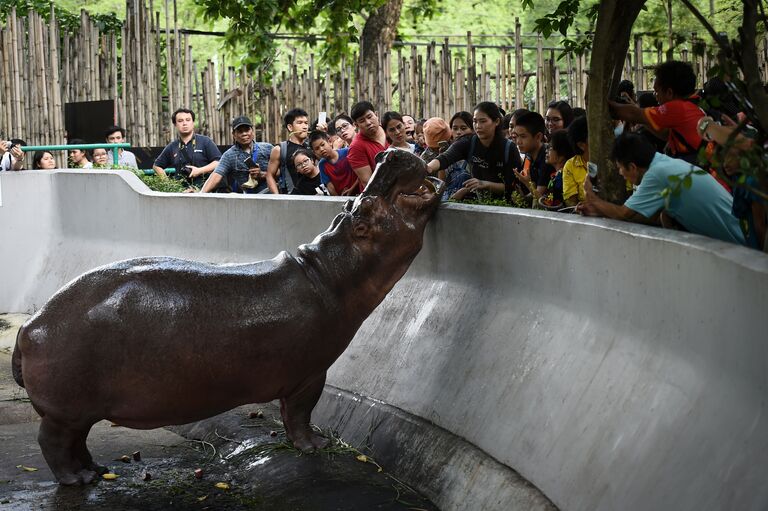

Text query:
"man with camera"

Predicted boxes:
[[0, 139, 26, 171], [200, 116, 272, 194], [153, 108, 221, 189]]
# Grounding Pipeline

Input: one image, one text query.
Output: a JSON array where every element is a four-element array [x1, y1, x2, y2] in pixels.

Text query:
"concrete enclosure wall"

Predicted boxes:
[[1, 170, 767, 511]]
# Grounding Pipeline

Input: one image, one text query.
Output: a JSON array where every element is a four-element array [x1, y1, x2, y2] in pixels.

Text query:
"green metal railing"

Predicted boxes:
[[21, 143, 130, 166]]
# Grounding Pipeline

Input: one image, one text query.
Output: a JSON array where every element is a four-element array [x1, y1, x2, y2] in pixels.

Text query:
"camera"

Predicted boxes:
[[179, 165, 192, 177]]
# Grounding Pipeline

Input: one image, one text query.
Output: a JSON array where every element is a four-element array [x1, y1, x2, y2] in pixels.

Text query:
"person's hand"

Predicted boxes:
[[188, 166, 204, 178], [576, 175, 600, 216], [619, 91, 637, 106], [450, 187, 471, 201], [316, 121, 328, 133], [341, 179, 360, 196], [10, 145, 23, 162], [248, 164, 260, 178], [513, 169, 534, 194], [583, 175, 597, 200], [0, 141, 9, 155], [463, 178, 491, 192]]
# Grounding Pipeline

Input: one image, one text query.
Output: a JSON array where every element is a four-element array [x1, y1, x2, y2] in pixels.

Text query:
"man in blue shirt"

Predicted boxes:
[[153, 108, 221, 189], [577, 132, 745, 245], [201, 116, 272, 193]]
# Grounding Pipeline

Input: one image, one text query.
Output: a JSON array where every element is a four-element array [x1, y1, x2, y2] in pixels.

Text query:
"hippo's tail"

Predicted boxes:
[[11, 328, 24, 388]]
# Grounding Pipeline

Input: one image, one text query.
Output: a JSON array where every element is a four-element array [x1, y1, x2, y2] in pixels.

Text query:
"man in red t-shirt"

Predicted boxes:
[[609, 61, 704, 163], [347, 101, 388, 188]]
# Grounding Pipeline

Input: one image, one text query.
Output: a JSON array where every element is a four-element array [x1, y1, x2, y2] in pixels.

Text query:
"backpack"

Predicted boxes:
[[278, 141, 295, 194]]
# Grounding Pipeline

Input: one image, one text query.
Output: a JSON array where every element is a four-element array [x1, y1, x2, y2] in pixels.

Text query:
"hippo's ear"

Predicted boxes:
[[344, 199, 354, 212]]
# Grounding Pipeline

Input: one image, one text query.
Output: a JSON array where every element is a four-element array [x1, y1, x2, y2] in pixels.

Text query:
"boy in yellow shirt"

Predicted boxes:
[[562, 116, 589, 206]]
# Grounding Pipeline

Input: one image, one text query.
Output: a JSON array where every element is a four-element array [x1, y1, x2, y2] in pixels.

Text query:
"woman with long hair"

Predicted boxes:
[[426, 102, 521, 202], [32, 151, 56, 170], [381, 111, 415, 152]]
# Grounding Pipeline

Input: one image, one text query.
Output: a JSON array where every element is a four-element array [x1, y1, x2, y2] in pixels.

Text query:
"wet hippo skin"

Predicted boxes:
[[12, 150, 444, 485]]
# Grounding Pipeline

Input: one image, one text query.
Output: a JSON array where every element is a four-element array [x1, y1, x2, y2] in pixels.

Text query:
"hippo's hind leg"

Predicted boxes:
[[73, 427, 108, 482], [38, 417, 98, 485], [280, 371, 329, 452]]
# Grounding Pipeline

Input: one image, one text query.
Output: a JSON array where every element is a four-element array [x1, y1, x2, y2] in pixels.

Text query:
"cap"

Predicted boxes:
[[231, 116, 253, 130], [423, 117, 452, 149]]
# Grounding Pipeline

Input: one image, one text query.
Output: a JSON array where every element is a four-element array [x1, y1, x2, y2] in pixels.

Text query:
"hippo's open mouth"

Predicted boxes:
[[364, 150, 443, 203]]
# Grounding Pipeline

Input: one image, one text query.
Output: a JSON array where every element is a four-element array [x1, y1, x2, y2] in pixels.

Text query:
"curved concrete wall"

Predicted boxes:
[[1, 170, 767, 510]]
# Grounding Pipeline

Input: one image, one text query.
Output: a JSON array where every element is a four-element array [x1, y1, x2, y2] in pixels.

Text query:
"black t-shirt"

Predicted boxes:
[[290, 172, 324, 195], [154, 134, 222, 187], [283, 140, 306, 189], [436, 133, 522, 199], [528, 145, 556, 188]]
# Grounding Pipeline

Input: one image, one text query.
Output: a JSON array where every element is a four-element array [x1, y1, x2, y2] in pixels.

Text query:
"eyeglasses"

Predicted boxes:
[[545, 117, 563, 123], [336, 122, 352, 131], [296, 159, 312, 168]]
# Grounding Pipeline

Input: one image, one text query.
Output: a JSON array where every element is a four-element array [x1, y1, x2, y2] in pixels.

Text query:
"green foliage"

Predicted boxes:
[[133, 171, 193, 193], [197, 0, 394, 69], [521, 0, 598, 58], [0, 0, 121, 33]]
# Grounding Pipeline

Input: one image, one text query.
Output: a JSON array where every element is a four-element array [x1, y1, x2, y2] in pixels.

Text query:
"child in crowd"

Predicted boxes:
[[562, 116, 589, 207], [381, 111, 416, 153], [421, 117, 452, 165], [290, 149, 329, 195], [414, 120, 427, 154], [511, 111, 554, 200], [92, 148, 109, 167], [441, 111, 473, 201], [541, 129, 575, 210], [310, 131, 359, 196]]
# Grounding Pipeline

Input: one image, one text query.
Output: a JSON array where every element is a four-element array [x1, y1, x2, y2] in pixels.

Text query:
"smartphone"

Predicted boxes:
[[244, 156, 257, 168], [318, 112, 327, 126]]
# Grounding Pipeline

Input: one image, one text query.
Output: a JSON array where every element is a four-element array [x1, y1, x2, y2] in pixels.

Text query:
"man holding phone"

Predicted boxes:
[[201, 116, 272, 193]]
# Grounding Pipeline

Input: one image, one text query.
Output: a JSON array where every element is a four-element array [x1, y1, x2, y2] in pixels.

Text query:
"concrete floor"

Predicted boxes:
[[0, 315, 438, 510]]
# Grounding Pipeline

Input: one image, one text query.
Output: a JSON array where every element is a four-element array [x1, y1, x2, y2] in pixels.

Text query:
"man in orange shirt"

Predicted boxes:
[[608, 60, 705, 164]]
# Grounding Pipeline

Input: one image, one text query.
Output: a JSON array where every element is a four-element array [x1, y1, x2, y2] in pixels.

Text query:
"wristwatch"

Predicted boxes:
[[697, 117, 713, 141]]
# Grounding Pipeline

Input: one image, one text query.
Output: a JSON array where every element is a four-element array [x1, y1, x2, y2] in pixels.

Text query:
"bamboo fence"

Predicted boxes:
[[1, 2, 762, 150]]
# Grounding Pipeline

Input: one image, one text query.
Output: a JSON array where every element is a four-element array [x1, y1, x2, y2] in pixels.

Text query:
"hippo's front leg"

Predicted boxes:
[[279, 371, 330, 452]]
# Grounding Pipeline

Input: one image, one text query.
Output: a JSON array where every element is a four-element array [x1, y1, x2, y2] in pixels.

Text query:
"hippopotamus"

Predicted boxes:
[[11, 149, 444, 485]]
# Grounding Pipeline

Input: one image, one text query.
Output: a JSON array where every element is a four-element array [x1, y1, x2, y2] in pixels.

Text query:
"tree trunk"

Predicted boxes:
[[587, 0, 648, 203], [359, 0, 404, 79]]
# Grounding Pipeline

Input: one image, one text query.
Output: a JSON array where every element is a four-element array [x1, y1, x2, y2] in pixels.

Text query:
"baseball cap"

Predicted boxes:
[[232, 116, 253, 130], [423, 117, 452, 149]]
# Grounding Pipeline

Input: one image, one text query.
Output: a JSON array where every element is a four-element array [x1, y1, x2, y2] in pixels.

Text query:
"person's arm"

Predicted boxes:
[[341, 178, 360, 195], [10, 146, 25, 170], [577, 176, 658, 224], [325, 182, 338, 196], [429, 136, 470, 174], [189, 159, 219, 178], [153, 165, 168, 178], [351, 165, 372, 188], [698, 116, 754, 150], [266, 145, 282, 194], [462, 178, 505, 196], [152, 144, 172, 178], [608, 100, 647, 124], [200, 172, 224, 193]]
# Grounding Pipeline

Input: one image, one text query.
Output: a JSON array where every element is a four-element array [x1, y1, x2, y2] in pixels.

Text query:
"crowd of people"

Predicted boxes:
[[0, 59, 765, 251]]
